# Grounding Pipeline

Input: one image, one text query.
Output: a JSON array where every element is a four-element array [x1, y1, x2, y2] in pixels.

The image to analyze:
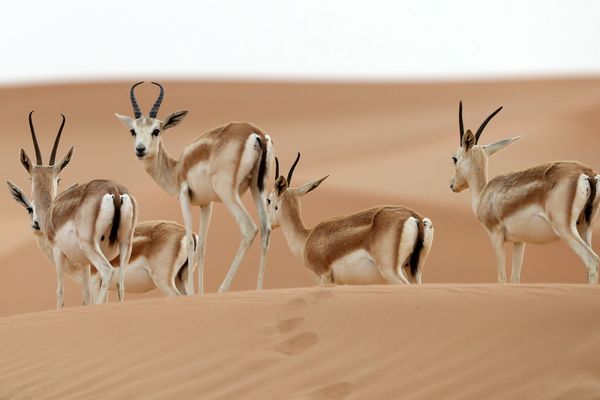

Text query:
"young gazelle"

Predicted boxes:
[[115, 82, 274, 294], [5, 184, 197, 300], [450, 102, 600, 283], [267, 154, 434, 285], [7, 112, 137, 308]]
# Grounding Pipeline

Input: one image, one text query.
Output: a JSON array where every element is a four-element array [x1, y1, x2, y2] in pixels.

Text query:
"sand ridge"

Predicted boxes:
[[0, 284, 599, 399]]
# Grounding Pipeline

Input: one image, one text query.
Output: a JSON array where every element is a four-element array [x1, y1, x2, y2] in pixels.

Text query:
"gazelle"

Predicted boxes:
[[115, 82, 274, 294], [7, 112, 137, 308], [5, 184, 197, 300], [267, 153, 434, 285], [449, 102, 600, 283]]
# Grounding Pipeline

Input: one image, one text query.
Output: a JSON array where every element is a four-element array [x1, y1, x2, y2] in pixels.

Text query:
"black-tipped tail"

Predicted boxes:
[[108, 191, 122, 246], [584, 176, 597, 223], [256, 136, 268, 192], [409, 219, 425, 278]]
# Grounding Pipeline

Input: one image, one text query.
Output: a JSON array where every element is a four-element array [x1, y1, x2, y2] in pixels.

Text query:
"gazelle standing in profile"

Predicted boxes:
[[7, 112, 137, 308], [115, 82, 274, 294], [450, 102, 600, 283], [267, 153, 434, 285]]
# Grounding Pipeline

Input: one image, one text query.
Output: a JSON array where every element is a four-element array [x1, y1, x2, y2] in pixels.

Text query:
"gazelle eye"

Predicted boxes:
[[130, 129, 136, 137], [152, 129, 160, 137], [26, 207, 33, 214], [266, 199, 271, 205], [57, 178, 62, 184], [452, 156, 458, 164]]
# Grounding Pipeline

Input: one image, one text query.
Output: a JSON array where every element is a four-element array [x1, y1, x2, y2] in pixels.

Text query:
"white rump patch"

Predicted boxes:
[[330, 249, 386, 285]]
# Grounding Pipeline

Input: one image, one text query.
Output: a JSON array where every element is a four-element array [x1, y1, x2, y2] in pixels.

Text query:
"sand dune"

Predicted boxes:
[[0, 284, 599, 399]]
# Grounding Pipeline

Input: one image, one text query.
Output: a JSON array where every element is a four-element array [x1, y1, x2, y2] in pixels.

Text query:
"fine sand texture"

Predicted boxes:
[[0, 284, 599, 399], [0, 78, 599, 317]]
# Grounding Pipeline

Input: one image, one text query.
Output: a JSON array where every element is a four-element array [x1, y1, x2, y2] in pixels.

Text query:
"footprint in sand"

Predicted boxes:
[[277, 317, 305, 334], [310, 382, 353, 400], [272, 332, 319, 355]]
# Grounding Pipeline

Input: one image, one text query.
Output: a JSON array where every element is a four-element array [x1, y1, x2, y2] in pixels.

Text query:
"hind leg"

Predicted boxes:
[[416, 218, 434, 284], [556, 226, 599, 284], [116, 194, 136, 301], [510, 242, 525, 283], [251, 182, 271, 290], [214, 184, 258, 293]]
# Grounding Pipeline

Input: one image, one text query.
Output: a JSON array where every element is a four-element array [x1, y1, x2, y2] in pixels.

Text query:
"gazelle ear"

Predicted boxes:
[[162, 111, 188, 131], [114, 113, 135, 129], [57, 147, 74, 172], [20, 149, 32, 173], [462, 129, 476, 151], [295, 176, 329, 197], [275, 176, 288, 195], [483, 136, 521, 156], [6, 181, 31, 211]]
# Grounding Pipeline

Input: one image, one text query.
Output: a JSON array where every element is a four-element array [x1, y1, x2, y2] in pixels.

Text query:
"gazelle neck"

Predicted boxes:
[[280, 196, 310, 261], [141, 140, 179, 196], [467, 159, 488, 215]]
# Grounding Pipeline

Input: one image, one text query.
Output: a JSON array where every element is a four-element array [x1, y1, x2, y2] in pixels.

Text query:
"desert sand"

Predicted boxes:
[[1, 285, 599, 399], [0, 79, 599, 398]]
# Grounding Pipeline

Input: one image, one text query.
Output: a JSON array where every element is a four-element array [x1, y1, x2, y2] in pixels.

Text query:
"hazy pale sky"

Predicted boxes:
[[2, 0, 599, 84]]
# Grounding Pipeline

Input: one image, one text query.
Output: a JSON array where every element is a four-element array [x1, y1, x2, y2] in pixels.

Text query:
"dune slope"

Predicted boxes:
[[0, 284, 599, 399]]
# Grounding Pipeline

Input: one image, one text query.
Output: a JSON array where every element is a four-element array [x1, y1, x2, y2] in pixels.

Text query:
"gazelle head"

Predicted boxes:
[[449, 101, 520, 192], [267, 153, 328, 229], [115, 82, 188, 159], [7, 112, 73, 233]]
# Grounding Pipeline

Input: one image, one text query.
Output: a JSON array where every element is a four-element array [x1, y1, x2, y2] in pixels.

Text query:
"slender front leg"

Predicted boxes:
[[192, 203, 212, 295], [82, 265, 92, 305], [489, 232, 507, 283], [52, 249, 67, 309], [510, 242, 525, 283], [179, 184, 196, 296], [250, 184, 271, 290]]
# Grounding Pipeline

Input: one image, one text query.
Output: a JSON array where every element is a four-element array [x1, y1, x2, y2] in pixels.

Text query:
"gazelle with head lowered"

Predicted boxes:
[[450, 102, 600, 283], [7, 112, 137, 308], [115, 82, 274, 294], [267, 154, 434, 285]]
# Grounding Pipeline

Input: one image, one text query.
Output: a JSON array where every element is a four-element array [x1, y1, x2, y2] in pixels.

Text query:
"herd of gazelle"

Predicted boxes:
[[6, 83, 600, 309]]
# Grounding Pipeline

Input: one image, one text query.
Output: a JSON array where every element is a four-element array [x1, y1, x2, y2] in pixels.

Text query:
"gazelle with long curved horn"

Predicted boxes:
[[7, 112, 137, 308], [450, 102, 600, 283], [6, 183, 198, 300], [115, 82, 274, 294], [267, 153, 434, 285]]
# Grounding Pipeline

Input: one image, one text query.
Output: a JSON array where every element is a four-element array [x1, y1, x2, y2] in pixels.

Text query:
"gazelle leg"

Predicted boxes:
[[192, 203, 212, 295], [217, 192, 258, 293], [178, 185, 196, 296], [116, 194, 135, 302], [52, 249, 67, 309], [489, 232, 507, 283], [82, 265, 92, 305], [153, 274, 181, 297], [250, 183, 271, 290], [510, 242, 525, 283], [557, 226, 599, 284], [80, 242, 115, 304]]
